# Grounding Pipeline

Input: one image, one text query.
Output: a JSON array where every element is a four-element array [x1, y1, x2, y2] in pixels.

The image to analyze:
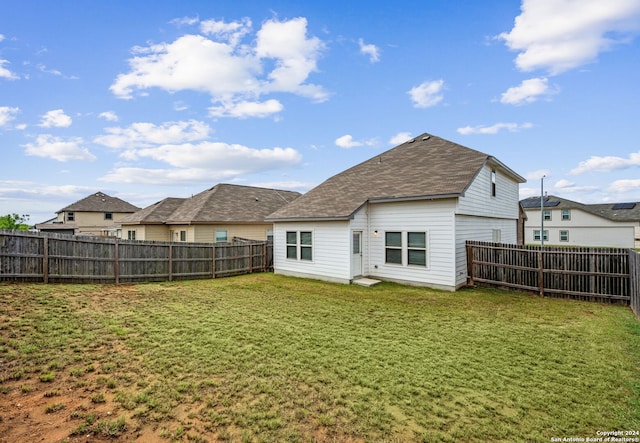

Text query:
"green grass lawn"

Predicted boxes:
[[1, 273, 639, 442]]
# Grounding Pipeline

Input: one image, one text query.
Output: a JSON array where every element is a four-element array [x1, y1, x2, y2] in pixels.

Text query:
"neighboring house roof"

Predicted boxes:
[[120, 198, 186, 225], [156, 184, 301, 224], [521, 195, 640, 222], [267, 132, 526, 221], [58, 192, 140, 213]]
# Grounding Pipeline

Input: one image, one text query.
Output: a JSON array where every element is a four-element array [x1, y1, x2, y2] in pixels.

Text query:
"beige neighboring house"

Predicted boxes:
[[119, 184, 301, 243], [36, 192, 141, 236]]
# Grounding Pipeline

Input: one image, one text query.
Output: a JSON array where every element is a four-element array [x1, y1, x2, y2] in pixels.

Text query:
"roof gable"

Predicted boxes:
[[268, 133, 525, 221], [59, 192, 140, 213]]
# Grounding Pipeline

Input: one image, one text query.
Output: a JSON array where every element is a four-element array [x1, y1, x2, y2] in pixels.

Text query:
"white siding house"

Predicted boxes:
[[267, 133, 526, 291], [521, 195, 640, 248]]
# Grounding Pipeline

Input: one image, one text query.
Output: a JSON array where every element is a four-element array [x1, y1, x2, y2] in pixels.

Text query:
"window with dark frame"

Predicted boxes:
[[67, 212, 75, 221], [300, 231, 313, 261], [180, 230, 187, 242], [104, 212, 113, 220]]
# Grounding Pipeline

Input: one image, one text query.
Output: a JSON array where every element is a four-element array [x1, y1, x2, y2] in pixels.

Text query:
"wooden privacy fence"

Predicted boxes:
[[467, 241, 639, 311], [0, 230, 273, 284]]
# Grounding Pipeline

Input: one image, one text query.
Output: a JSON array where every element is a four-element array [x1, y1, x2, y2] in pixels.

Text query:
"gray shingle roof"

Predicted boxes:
[[119, 198, 186, 224], [267, 133, 525, 221], [58, 192, 140, 213], [520, 195, 640, 222], [164, 184, 301, 224]]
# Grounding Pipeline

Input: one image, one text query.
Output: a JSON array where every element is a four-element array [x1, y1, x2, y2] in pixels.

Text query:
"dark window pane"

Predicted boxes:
[[385, 232, 401, 247], [301, 246, 312, 261], [408, 232, 425, 248], [385, 248, 402, 264], [287, 245, 297, 259], [300, 231, 312, 245], [408, 249, 426, 266], [286, 231, 297, 244]]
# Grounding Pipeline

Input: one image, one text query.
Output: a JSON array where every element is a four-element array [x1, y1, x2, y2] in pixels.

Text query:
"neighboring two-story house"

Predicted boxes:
[[521, 195, 640, 248], [36, 192, 140, 236]]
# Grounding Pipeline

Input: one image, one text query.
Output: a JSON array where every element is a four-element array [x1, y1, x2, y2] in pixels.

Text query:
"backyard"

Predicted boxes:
[[0, 273, 638, 442]]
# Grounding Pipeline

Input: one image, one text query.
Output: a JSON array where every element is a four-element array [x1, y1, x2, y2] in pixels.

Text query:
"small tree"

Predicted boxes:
[[0, 213, 30, 230]]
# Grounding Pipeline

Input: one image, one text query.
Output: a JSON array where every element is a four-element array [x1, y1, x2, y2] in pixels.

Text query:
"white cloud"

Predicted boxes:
[[500, 77, 556, 105], [94, 120, 211, 149], [0, 59, 18, 80], [358, 38, 380, 63], [389, 132, 412, 145], [99, 111, 119, 122], [608, 179, 640, 193], [200, 17, 252, 46], [100, 142, 302, 185], [525, 169, 551, 180], [335, 134, 377, 149], [170, 16, 200, 27], [0, 106, 19, 126], [457, 122, 533, 135], [570, 151, 640, 174], [408, 80, 444, 108], [498, 0, 640, 75], [38, 109, 72, 128], [209, 99, 283, 118], [111, 17, 327, 116], [23, 135, 96, 162]]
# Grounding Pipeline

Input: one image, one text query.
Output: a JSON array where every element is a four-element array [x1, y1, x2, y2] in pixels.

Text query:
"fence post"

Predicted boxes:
[[168, 244, 173, 281], [114, 238, 120, 284], [466, 243, 474, 286], [538, 250, 544, 297], [212, 244, 216, 279], [43, 236, 49, 284]]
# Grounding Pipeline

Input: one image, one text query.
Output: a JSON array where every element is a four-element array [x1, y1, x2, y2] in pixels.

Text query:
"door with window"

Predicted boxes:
[[351, 231, 363, 278]]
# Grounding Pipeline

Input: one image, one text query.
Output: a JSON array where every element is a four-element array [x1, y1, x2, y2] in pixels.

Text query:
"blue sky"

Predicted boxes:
[[2, 0, 640, 224]]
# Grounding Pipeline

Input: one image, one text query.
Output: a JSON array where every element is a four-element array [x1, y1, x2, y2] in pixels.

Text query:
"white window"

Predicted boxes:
[[561, 209, 571, 220], [407, 232, 426, 267], [286, 231, 312, 261], [385, 231, 428, 267], [127, 230, 136, 240], [385, 232, 402, 264], [533, 230, 548, 241], [560, 230, 569, 242], [215, 230, 228, 243], [543, 210, 552, 221], [492, 229, 502, 243], [67, 212, 75, 222]]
